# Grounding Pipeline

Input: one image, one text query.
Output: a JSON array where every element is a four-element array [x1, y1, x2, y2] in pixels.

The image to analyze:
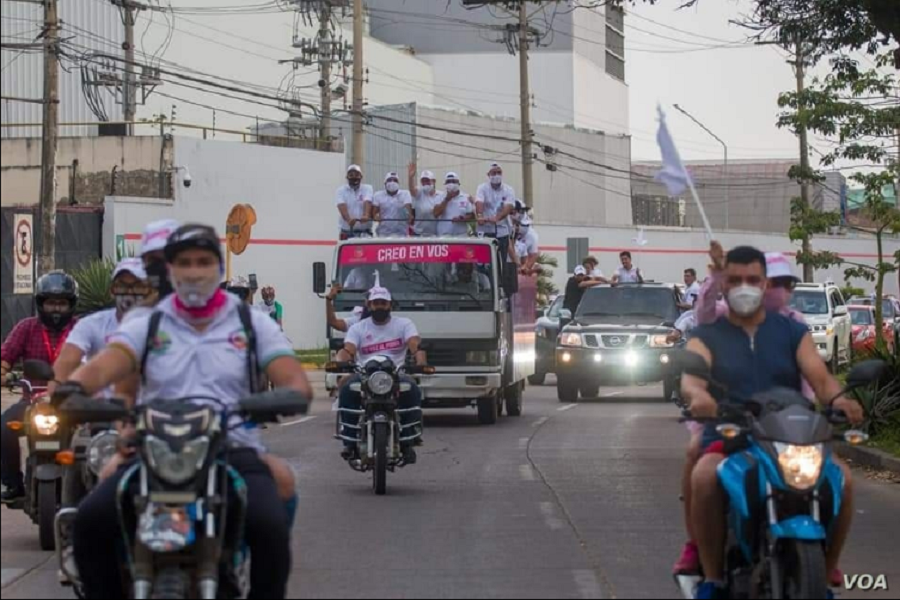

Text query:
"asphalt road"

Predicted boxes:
[[2, 378, 898, 599]]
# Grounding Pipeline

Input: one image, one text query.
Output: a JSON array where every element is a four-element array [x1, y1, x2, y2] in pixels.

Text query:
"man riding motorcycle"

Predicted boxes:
[[336, 286, 426, 464], [56, 224, 313, 599], [681, 246, 863, 600], [0, 271, 79, 504]]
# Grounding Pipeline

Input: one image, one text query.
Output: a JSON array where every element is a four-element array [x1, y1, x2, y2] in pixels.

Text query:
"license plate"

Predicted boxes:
[[34, 441, 60, 451], [138, 503, 196, 553]]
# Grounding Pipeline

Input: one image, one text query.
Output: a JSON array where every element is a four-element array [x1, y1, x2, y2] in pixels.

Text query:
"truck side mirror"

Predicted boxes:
[[502, 264, 519, 295], [313, 262, 327, 295]]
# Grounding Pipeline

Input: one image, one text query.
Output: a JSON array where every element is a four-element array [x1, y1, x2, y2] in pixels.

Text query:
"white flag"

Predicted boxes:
[[655, 106, 692, 196]]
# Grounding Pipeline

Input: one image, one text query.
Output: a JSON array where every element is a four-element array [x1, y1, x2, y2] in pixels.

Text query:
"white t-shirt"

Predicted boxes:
[[335, 183, 375, 234], [345, 316, 419, 367], [343, 268, 380, 291], [110, 294, 296, 450], [675, 309, 696, 334], [616, 266, 642, 283], [436, 193, 474, 237], [683, 282, 701, 306], [412, 191, 441, 237], [512, 228, 539, 262], [67, 308, 119, 358], [475, 182, 516, 238], [373, 190, 413, 238]]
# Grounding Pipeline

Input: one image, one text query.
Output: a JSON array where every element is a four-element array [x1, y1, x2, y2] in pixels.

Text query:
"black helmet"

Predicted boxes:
[[35, 271, 78, 330], [164, 224, 223, 264]]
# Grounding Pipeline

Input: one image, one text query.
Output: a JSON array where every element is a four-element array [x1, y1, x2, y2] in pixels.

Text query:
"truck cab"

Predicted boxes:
[[314, 236, 535, 425]]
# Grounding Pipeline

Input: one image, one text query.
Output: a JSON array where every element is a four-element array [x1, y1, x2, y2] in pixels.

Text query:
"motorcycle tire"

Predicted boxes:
[[373, 422, 388, 496], [780, 539, 827, 600], [151, 567, 189, 599], [38, 480, 57, 551]]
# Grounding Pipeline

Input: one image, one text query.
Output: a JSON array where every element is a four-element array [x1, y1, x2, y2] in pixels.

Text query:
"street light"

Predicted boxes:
[[673, 104, 729, 230]]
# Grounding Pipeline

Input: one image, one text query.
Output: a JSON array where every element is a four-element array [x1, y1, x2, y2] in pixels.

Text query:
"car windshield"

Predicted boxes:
[[789, 290, 829, 315], [336, 242, 494, 310], [847, 298, 896, 318], [576, 286, 679, 324], [850, 308, 873, 326]]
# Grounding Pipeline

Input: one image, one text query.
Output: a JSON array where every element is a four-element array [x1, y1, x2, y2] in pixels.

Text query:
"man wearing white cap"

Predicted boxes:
[[434, 171, 474, 237], [140, 218, 180, 299], [408, 162, 440, 237], [51, 258, 151, 394], [476, 162, 516, 261], [336, 286, 425, 464], [512, 214, 540, 273], [335, 164, 374, 239], [373, 171, 413, 238]]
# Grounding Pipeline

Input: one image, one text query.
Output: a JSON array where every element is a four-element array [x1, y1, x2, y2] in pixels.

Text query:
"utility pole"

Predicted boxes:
[[118, 0, 142, 132], [793, 38, 814, 283], [318, 3, 332, 151], [351, 0, 364, 165], [38, 0, 60, 275], [518, 1, 534, 208]]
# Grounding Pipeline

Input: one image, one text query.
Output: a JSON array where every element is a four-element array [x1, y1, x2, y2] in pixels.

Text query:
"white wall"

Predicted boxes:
[[572, 53, 630, 136]]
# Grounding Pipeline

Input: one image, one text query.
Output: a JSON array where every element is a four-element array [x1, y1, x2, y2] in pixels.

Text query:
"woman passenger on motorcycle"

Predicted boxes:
[[56, 224, 313, 599]]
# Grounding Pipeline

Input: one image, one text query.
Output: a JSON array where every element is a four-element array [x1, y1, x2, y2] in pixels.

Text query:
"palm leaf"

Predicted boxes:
[[71, 258, 116, 314]]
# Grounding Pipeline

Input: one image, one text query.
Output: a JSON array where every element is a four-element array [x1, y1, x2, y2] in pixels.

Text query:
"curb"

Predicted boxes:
[[835, 442, 900, 476]]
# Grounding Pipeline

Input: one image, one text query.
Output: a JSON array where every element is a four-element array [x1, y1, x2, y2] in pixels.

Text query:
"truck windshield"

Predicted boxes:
[[337, 242, 494, 309]]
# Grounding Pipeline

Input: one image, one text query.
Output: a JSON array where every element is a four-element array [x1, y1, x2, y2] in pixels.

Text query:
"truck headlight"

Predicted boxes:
[[32, 405, 59, 436], [649, 335, 675, 348], [367, 371, 395, 396], [560, 333, 583, 347], [145, 435, 210, 485], [87, 430, 119, 476], [775, 443, 823, 490]]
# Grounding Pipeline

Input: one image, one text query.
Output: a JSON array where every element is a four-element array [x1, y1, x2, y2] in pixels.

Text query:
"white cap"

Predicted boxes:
[[765, 252, 800, 282], [140, 219, 180, 256], [347, 164, 363, 175], [368, 286, 392, 302], [420, 170, 435, 181], [113, 257, 147, 280], [574, 266, 587, 276], [384, 171, 399, 183], [445, 171, 460, 182]]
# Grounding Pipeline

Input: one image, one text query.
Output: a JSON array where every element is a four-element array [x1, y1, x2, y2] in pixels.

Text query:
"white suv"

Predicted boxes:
[[789, 282, 853, 371]]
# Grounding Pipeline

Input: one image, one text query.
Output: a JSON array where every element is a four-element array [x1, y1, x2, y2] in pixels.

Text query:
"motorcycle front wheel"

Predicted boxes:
[[38, 480, 57, 551], [373, 422, 388, 496], [780, 539, 827, 600]]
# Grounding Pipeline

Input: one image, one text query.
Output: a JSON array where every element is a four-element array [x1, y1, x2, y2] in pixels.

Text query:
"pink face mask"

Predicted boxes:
[[764, 287, 791, 312]]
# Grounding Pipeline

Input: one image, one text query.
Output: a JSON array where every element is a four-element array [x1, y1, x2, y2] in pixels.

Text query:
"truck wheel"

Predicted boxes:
[[557, 376, 578, 403], [528, 372, 546, 386], [579, 386, 599, 399], [506, 382, 523, 417], [477, 396, 499, 425]]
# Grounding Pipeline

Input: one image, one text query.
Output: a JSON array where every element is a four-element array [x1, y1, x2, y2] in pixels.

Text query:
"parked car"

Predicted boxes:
[[531, 295, 564, 385], [848, 305, 896, 355], [848, 296, 900, 351], [789, 282, 852, 372]]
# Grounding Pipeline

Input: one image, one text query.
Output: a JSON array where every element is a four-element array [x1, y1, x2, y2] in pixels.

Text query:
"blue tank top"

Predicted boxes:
[[692, 311, 809, 445]]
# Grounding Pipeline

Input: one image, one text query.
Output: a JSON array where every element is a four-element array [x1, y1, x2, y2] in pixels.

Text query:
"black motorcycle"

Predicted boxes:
[[328, 357, 431, 495], [55, 388, 308, 599]]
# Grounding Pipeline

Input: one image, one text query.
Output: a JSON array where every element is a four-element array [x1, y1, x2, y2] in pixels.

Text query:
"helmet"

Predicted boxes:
[[164, 224, 223, 264], [35, 271, 79, 330]]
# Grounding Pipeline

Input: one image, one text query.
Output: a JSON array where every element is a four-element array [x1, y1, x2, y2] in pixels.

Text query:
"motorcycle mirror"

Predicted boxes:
[[845, 359, 888, 390], [23, 359, 55, 383]]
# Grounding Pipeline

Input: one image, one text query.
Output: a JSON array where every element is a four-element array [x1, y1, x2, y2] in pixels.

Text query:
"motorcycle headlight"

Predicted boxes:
[[650, 335, 675, 348], [774, 443, 823, 490], [367, 371, 395, 396], [560, 333, 583, 348], [145, 435, 210, 485], [87, 430, 119, 476], [32, 405, 59, 436]]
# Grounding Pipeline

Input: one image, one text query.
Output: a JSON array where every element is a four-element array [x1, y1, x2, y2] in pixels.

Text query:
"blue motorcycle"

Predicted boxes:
[[676, 354, 886, 600]]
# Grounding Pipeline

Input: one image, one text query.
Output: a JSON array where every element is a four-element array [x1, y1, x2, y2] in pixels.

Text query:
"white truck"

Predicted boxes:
[[314, 236, 536, 424]]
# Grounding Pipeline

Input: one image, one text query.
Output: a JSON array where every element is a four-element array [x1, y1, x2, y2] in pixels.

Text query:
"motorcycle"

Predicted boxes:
[[327, 356, 431, 495], [55, 388, 308, 599], [674, 351, 887, 600]]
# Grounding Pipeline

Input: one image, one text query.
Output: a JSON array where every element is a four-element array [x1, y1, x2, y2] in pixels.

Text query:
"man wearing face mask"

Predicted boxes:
[[409, 163, 440, 237], [682, 246, 863, 600], [0, 271, 79, 503], [434, 172, 474, 237], [336, 287, 425, 464], [373, 171, 413, 238], [476, 162, 516, 261], [512, 215, 540, 274], [140, 218, 180, 302], [336, 164, 374, 240]]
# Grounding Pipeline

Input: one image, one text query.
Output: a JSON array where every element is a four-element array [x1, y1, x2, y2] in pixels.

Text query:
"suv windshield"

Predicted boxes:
[[576, 286, 679, 324], [849, 308, 873, 326], [790, 290, 829, 315]]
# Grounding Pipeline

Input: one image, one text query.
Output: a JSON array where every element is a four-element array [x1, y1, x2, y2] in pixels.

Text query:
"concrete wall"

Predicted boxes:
[[0, 136, 170, 207], [572, 53, 630, 136]]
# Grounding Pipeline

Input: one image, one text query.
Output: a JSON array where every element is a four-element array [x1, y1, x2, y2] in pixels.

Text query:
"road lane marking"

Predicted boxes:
[[539, 502, 564, 530], [557, 403, 577, 412], [518, 437, 530, 450], [519, 465, 536, 481], [602, 391, 623, 397], [532, 416, 550, 427], [572, 569, 605, 599], [281, 416, 317, 427]]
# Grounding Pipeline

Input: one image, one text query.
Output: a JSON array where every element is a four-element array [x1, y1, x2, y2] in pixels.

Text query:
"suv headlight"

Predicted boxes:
[[87, 430, 119, 476], [649, 335, 675, 348], [367, 371, 395, 395], [774, 443, 823, 490], [560, 333, 583, 347], [32, 405, 59, 436], [145, 435, 210, 485]]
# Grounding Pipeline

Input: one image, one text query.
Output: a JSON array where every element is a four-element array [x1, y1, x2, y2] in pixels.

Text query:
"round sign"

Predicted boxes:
[[15, 218, 33, 268]]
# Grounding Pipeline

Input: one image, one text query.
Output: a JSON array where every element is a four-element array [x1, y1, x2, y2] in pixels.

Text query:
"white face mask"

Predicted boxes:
[[727, 285, 764, 317], [490, 175, 502, 186], [385, 181, 400, 194], [421, 183, 434, 194], [445, 183, 460, 194], [173, 275, 220, 308]]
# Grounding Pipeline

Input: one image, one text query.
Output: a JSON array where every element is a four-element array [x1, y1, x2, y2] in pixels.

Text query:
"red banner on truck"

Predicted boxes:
[[339, 243, 492, 266]]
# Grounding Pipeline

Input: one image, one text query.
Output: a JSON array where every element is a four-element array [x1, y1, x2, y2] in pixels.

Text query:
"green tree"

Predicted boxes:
[[535, 253, 559, 307]]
